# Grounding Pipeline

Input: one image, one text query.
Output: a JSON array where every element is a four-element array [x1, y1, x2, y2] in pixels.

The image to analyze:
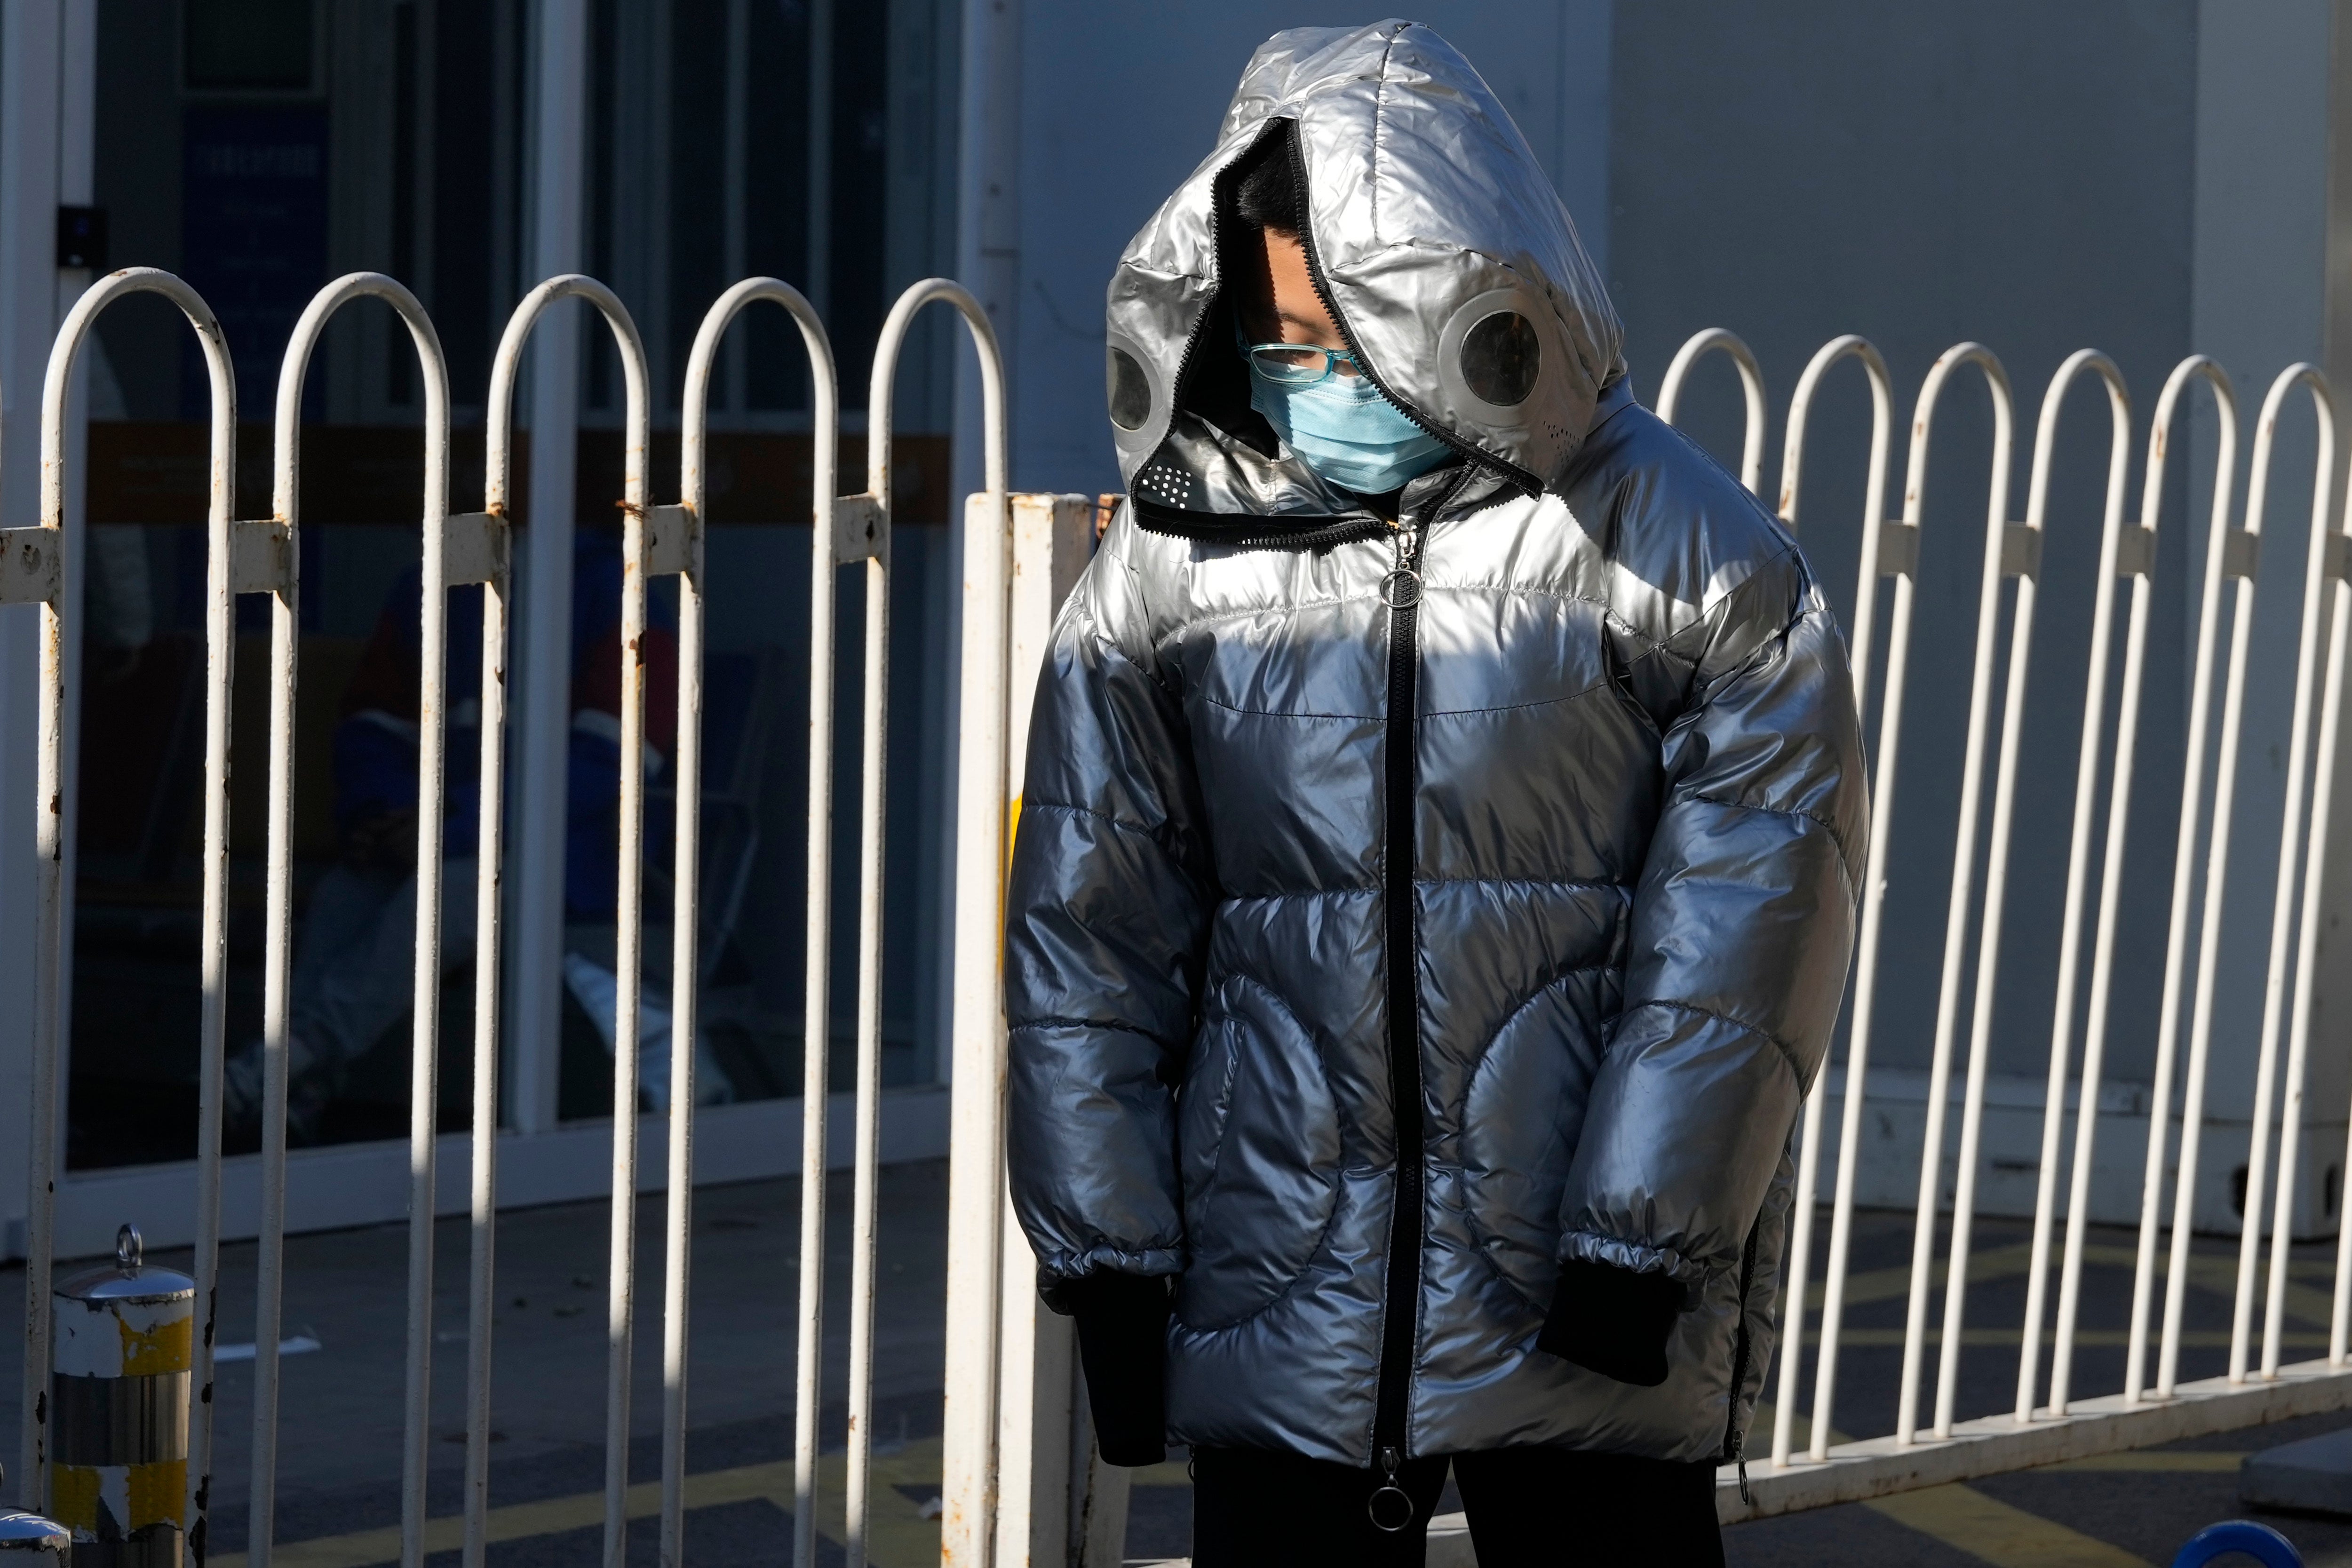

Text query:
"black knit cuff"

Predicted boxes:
[[1537, 1258, 1685, 1386], [1050, 1271, 1171, 1466]]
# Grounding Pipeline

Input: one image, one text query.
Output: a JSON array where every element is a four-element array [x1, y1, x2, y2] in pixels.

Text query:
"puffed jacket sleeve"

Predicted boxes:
[[1551, 541, 1866, 1350], [1004, 517, 1214, 1290]]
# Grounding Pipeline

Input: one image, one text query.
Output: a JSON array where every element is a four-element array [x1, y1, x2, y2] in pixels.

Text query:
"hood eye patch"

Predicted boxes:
[[1108, 345, 1153, 430], [1460, 311, 1540, 407]]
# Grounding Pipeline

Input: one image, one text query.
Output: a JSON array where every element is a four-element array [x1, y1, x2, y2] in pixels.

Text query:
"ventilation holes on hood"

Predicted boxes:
[[1460, 311, 1541, 407], [1136, 462, 1193, 508], [1108, 345, 1152, 431]]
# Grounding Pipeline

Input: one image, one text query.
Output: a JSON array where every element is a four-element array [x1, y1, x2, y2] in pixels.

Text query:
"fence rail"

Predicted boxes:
[[6, 285, 2352, 1563]]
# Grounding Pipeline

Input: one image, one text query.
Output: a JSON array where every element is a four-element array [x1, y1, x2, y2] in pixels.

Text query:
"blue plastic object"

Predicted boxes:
[[2170, 1520, 2304, 1568]]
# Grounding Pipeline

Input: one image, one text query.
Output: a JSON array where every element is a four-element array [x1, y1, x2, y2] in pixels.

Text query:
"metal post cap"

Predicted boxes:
[[54, 1222, 193, 1305], [0, 1510, 70, 1554]]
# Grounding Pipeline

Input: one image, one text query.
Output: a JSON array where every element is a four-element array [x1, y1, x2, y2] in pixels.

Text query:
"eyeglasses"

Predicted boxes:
[[1244, 342, 1365, 387]]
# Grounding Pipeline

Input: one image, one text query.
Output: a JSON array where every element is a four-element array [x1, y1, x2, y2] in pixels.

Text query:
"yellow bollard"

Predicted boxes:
[[50, 1227, 191, 1568]]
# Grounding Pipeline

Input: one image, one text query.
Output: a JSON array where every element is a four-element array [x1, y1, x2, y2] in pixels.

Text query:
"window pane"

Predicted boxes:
[[184, 0, 315, 91], [77, 0, 965, 1171]]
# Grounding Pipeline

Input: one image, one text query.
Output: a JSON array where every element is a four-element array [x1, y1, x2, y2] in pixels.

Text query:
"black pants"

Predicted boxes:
[[1190, 1445, 1724, 1568]]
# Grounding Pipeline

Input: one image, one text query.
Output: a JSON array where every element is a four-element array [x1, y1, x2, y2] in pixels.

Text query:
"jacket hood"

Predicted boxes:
[[1104, 19, 1625, 519]]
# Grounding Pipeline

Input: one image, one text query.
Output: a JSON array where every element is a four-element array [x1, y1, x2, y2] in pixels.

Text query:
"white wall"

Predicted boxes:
[[2186, 2, 2352, 1239], [1610, 1, 2204, 1101]]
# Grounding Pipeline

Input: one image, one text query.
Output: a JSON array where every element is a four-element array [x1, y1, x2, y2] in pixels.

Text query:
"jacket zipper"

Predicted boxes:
[[1129, 493, 1391, 552], [1141, 120, 1390, 540], [1159, 119, 1237, 446], [1370, 513, 1428, 1519], [1722, 1217, 1762, 1504]]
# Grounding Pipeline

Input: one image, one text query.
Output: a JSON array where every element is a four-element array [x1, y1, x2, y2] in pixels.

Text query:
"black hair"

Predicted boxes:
[[1228, 119, 1302, 235], [1186, 118, 1304, 461]]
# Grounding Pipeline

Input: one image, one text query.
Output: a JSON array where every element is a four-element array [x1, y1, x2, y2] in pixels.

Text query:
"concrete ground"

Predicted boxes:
[[5, 1164, 2352, 1566]]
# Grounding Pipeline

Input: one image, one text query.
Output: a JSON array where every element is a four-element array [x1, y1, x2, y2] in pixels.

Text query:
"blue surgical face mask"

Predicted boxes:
[[1246, 352, 1449, 495]]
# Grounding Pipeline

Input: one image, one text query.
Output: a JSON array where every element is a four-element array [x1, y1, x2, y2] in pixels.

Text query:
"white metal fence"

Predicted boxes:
[[1662, 329, 2352, 1520], [9, 274, 2352, 1567], [4, 264, 1035, 1568]]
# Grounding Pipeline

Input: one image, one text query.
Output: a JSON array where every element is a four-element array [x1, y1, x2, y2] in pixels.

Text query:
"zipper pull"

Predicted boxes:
[[1367, 1445, 1415, 1533], [1381, 525, 1423, 610]]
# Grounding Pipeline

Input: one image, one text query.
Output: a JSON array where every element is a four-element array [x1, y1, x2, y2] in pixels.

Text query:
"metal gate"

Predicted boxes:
[[10, 272, 2352, 1568]]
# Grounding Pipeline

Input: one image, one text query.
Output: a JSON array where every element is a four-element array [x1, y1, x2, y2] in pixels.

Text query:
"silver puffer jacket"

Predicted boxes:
[[1006, 20, 1866, 1466]]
